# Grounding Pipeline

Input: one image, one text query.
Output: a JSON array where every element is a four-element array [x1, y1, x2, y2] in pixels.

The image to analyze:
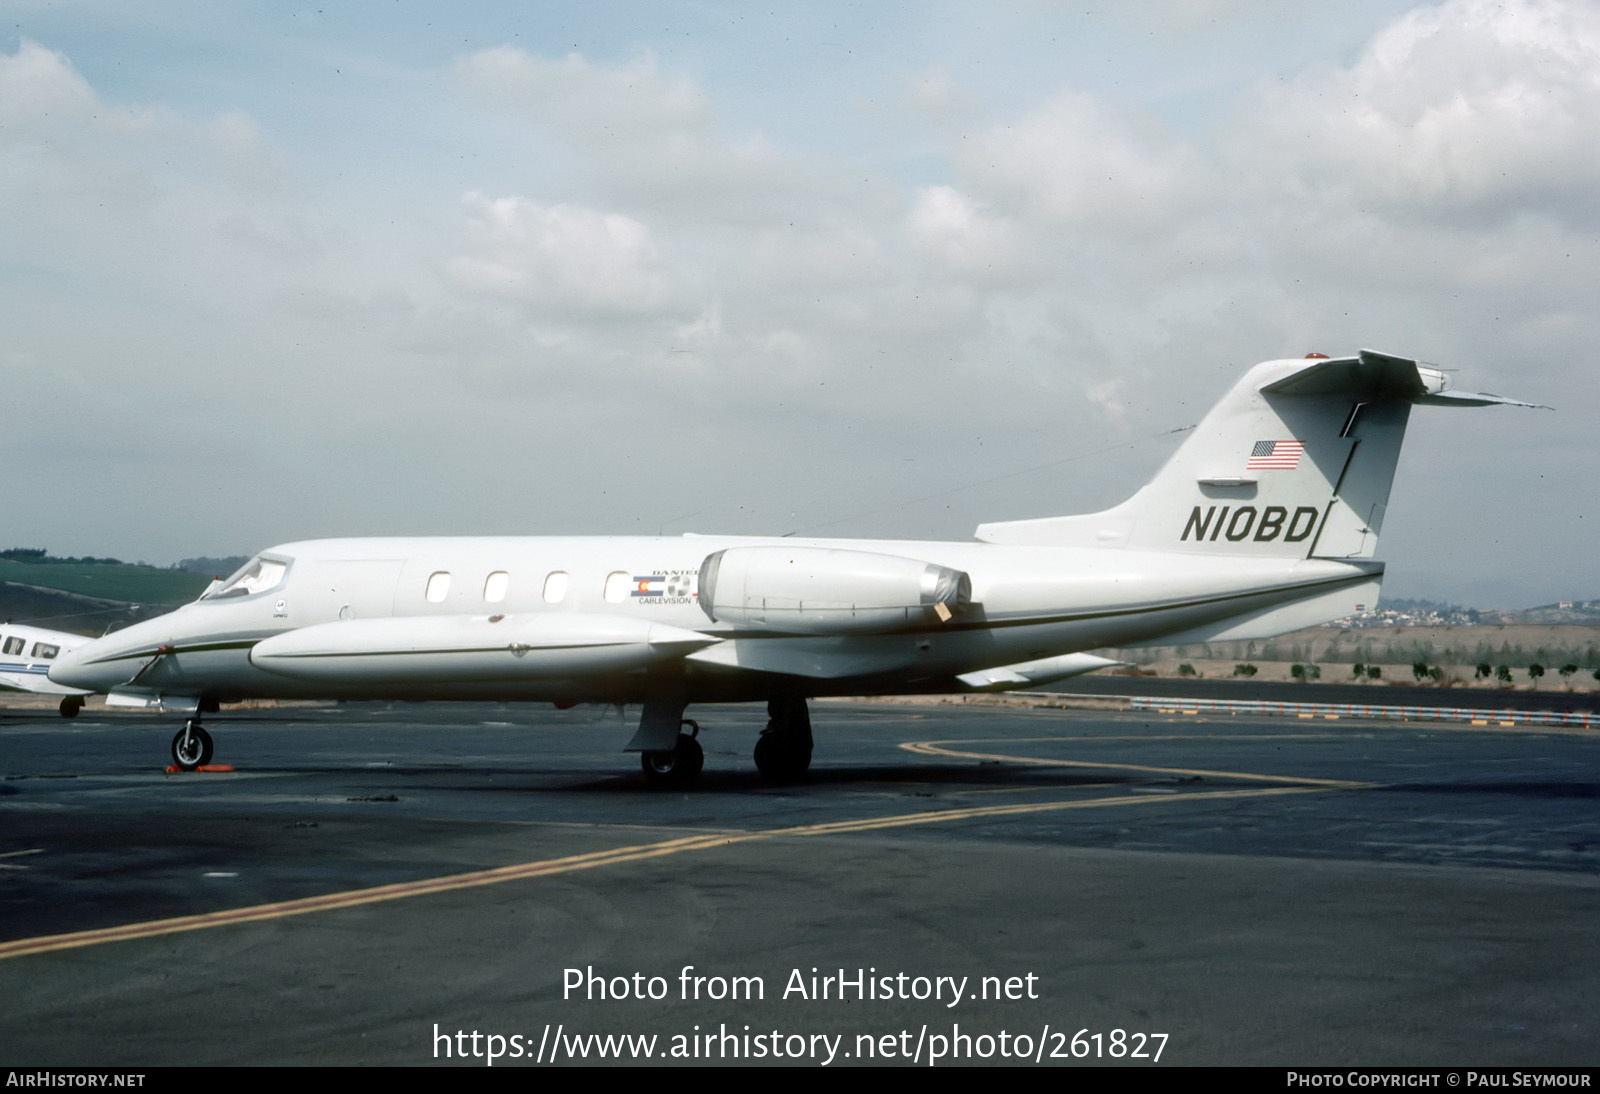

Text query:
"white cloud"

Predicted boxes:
[[2, 12, 1592, 603], [455, 47, 711, 140], [0, 39, 308, 295], [445, 192, 678, 317], [958, 91, 1211, 233], [897, 66, 977, 122], [0, 39, 96, 132], [452, 46, 807, 220], [1239, 0, 1600, 223], [906, 185, 1030, 282]]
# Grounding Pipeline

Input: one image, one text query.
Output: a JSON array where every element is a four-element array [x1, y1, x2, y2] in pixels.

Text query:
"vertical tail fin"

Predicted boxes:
[[976, 350, 1538, 556]]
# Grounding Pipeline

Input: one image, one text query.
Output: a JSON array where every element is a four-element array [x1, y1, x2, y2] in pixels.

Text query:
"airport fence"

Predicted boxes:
[[1121, 696, 1599, 729]]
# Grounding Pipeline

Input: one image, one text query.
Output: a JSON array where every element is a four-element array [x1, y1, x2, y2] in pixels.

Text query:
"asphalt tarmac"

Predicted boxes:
[[2, 699, 1597, 1067]]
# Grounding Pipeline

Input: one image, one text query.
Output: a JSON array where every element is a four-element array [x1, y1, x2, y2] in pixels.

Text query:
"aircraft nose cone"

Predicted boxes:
[[48, 644, 105, 690]]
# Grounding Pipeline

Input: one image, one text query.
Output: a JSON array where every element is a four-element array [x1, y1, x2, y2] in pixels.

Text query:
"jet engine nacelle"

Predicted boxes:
[[697, 546, 971, 633]]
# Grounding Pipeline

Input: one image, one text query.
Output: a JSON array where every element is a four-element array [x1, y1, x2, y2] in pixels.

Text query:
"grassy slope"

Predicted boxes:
[[0, 558, 212, 605]]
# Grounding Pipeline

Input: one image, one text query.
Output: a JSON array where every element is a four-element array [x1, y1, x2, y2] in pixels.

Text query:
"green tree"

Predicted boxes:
[[1412, 662, 1429, 682], [1475, 663, 1491, 680], [1353, 662, 1365, 679], [1366, 665, 1382, 681], [1528, 663, 1545, 686], [1291, 664, 1306, 681], [1559, 664, 1578, 682], [1495, 665, 1513, 684], [1177, 663, 1196, 677], [1306, 664, 1321, 680], [1233, 664, 1258, 677]]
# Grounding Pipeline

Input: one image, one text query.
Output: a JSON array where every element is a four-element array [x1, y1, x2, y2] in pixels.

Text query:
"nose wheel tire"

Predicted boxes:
[[641, 725, 704, 786], [171, 722, 214, 769]]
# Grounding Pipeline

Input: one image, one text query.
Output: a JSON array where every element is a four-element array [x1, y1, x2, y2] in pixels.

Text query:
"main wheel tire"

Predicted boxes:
[[753, 732, 811, 782], [59, 696, 83, 719], [171, 723, 214, 769], [640, 733, 704, 786], [676, 733, 704, 778]]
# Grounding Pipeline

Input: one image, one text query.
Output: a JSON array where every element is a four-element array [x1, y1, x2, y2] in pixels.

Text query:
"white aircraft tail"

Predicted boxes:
[[976, 350, 1536, 558]]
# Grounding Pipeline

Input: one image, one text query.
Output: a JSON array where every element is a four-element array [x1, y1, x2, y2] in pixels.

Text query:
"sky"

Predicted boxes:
[[1, 0, 1595, 609]]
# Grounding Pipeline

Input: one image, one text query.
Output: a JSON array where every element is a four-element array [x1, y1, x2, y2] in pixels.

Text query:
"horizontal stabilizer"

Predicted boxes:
[[1262, 349, 1546, 408], [1415, 390, 1551, 409], [1259, 349, 1443, 399]]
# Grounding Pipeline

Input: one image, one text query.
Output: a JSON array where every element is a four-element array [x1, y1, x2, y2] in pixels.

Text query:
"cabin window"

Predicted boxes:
[[30, 643, 59, 660], [426, 571, 451, 603], [542, 571, 568, 603], [603, 571, 630, 603], [483, 571, 509, 603], [2, 637, 22, 655]]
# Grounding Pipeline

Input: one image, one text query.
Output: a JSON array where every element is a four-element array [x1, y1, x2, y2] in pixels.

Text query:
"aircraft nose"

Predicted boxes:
[[48, 644, 109, 691]]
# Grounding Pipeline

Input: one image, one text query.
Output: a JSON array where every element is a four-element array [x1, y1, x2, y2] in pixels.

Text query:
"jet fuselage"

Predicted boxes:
[[48, 533, 1379, 705]]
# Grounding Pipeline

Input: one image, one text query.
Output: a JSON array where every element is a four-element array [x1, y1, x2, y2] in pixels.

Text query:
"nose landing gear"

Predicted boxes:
[[171, 720, 214, 770], [640, 719, 704, 785]]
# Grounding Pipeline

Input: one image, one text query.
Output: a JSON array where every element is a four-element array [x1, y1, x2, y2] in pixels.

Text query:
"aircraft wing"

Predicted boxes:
[[685, 639, 921, 680], [956, 653, 1128, 690]]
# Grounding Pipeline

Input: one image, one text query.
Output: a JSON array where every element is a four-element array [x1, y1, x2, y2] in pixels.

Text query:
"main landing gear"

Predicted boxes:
[[58, 696, 84, 719], [171, 719, 214, 769], [640, 720, 704, 786], [754, 696, 812, 783], [634, 696, 814, 786]]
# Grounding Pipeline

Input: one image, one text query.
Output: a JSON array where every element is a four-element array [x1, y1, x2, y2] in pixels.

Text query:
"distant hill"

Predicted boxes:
[[0, 582, 183, 636], [1506, 600, 1600, 624], [1103, 621, 1600, 677], [0, 557, 212, 608], [1381, 597, 1466, 614], [175, 556, 250, 578]]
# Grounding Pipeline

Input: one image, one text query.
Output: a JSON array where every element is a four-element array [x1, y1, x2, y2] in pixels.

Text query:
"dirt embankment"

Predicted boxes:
[[1102, 623, 1600, 692]]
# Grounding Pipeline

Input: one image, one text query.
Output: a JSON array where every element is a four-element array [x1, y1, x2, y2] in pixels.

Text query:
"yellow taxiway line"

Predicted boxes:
[[899, 738, 1374, 789], [0, 739, 1370, 962]]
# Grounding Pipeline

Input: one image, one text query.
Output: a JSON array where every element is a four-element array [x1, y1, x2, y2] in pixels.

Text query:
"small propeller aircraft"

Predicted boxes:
[[50, 350, 1536, 781], [1, 622, 93, 717]]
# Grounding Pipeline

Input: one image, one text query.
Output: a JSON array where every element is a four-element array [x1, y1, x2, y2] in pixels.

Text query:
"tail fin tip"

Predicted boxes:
[[975, 349, 1539, 550]]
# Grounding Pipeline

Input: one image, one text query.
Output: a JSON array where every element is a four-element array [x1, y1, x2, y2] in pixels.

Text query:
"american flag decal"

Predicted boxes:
[[1246, 440, 1304, 470]]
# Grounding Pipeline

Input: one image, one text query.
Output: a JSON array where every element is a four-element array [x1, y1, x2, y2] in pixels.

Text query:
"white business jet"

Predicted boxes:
[[50, 350, 1534, 780], [0, 622, 93, 717]]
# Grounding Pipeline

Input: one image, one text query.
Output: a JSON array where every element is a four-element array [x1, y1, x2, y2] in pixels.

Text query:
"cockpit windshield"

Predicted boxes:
[[203, 556, 289, 600]]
